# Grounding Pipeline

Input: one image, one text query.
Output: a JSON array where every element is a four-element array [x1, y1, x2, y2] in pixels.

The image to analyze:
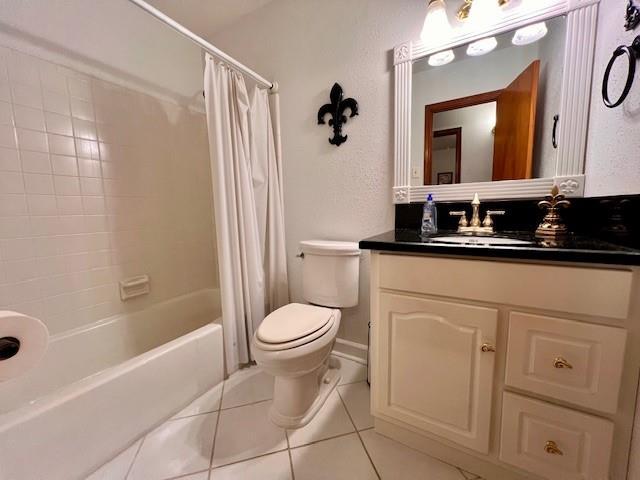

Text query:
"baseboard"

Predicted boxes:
[[333, 338, 368, 364]]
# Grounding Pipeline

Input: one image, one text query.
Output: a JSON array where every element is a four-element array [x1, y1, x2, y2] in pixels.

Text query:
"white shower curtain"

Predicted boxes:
[[204, 54, 289, 373]]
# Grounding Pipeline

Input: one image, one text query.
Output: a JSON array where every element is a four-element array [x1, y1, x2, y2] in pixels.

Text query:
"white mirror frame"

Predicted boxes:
[[393, 0, 600, 203]]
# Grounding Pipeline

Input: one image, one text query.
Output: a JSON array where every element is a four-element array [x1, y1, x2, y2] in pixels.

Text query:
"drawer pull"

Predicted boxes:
[[553, 357, 573, 369], [544, 440, 564, 456], [481, 343, 496, 353]]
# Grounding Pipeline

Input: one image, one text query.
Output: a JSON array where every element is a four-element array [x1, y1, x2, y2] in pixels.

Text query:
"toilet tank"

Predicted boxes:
[[300, 240, 361, 308]]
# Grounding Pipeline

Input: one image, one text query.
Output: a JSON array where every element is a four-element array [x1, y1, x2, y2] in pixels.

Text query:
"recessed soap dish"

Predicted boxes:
[[119, 275, 150, 301]]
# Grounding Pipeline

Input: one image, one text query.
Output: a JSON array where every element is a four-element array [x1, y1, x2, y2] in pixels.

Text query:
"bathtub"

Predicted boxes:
[[0, 289, 224, 480]]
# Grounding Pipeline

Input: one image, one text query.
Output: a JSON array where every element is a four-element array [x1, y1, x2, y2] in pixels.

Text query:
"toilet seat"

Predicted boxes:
[[255, 303, 336, 352]]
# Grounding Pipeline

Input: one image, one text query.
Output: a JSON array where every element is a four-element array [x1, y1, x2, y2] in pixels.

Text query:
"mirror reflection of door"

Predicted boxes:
[[431, 128, 461, 185], [424, 60, 540, 185]]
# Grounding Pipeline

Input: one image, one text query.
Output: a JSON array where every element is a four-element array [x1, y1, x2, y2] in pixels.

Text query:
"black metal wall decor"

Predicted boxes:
[[317, 83, 358, 146], [626, 0, 640, 31]]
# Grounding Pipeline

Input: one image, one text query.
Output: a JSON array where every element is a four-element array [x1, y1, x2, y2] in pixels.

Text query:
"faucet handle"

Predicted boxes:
[[449, 210, 468, 227], [482, 210, 505, 228]]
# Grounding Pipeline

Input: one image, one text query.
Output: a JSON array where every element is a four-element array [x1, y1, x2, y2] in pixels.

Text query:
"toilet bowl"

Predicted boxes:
[[252, 240, 360, 428]]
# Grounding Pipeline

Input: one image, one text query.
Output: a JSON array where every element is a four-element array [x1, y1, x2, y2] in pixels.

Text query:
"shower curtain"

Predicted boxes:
[[204, 54, 289, 373]]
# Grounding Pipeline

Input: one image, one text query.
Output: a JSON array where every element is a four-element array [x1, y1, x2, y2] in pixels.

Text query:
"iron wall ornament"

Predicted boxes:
[[626, 0, 640, 31], [317, 83, 359, 146]]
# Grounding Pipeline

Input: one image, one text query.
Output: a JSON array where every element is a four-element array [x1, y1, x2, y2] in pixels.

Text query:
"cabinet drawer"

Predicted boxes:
[[500, 392, 614, 480], [505, 312, 627, 413], [378, 254, 632, 319]]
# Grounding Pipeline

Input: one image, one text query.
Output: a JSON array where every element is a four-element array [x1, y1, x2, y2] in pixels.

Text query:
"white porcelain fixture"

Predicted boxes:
[[428, 49, 455, 67], [512, 21, 548, 46], [0, 289, 223, 480], [466, 36, 498, 56], [431, 236, 533, 246], [253, 240, 360, 428]]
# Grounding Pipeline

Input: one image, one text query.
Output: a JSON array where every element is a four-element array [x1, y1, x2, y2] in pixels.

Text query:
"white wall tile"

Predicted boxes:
[[50, 154, 77, 176], [13, 104, 45, 131], [0, 148, 20, 171], [16, 128, 48, 152], [0, 125, 17, 149], [27, 194, 57, 215], [0, 47, 217, 335], [11, 83, 43, 109], [47, 133, 75, 156], [78, 158, 101, 177], [0, 171, 24, 193], [54, 175, 81, 195], [0, 101, 13, 125], [44, 112, 73, 136], [42, 90, 70, 115], [24, 174, 54, 194], [21, 151, 51, 173]]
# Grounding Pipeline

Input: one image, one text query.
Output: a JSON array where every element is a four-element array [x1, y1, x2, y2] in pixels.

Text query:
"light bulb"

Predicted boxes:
[[512, 22, 548, 45], [428, 49, 455, 66], [466, 37, 498, 56], [467, 0, 503, 29], [420, 0, 454, 48]]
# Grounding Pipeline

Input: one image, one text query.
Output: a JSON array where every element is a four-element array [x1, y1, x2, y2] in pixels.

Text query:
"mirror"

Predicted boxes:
[[411, 16, 567, 186]]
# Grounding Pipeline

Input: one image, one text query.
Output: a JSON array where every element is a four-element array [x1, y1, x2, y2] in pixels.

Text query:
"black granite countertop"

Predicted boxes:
[[359, 229, 640, 266]]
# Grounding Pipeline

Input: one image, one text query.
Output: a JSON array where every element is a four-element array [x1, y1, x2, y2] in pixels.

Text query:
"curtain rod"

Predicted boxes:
[[127, 0, 275, 90]]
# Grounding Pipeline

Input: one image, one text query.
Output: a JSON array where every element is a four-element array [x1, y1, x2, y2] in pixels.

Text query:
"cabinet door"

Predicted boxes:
[[374, 292, 498, 453]]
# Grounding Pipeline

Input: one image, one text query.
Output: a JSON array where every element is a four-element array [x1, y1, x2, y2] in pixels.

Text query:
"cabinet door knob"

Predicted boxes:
[[544, 440, 563, 455], [480, 343, 496, 353], [553, 357, 573, 369]]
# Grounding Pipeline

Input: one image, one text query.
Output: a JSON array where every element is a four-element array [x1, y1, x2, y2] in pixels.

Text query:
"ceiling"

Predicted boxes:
[[146, 0, 276, 38]]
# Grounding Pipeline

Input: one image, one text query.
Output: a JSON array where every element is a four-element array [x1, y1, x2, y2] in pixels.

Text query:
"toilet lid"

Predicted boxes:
[[257, 303, 335, 344]]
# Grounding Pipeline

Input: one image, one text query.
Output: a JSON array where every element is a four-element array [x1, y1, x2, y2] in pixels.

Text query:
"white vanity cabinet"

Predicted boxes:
[[377, 293, 498, 453], [369, 252, 639, 480]]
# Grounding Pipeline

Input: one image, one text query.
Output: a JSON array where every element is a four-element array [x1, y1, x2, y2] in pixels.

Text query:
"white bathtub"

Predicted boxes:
[[0, 289, 224, 480]]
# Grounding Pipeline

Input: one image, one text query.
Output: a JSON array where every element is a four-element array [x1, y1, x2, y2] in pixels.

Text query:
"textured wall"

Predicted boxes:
[[0, 46, 218, 335], [584, 0, 640, 196]]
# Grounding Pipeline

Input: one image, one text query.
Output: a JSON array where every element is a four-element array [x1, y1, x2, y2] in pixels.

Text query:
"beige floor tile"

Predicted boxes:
[[86, 439, 141, 480], [173, 383, 224, 419], [337, 381, 374, 430], [361, 429, 466, 480], [286, 391, 355, 448], [332, 356, 367, 385], [221, 367, 274, 409], [128, 413, 217, 480], [212, 400, 287, 467], [210, 451, 292, 480], [291, 433, 377, 480]]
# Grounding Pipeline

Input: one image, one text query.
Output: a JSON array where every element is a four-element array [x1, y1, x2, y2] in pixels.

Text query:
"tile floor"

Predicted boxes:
[[87, 356, 483, 480]]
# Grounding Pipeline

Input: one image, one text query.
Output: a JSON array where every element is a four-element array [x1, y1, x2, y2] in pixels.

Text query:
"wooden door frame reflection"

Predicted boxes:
[[424, 90, 502, 185]]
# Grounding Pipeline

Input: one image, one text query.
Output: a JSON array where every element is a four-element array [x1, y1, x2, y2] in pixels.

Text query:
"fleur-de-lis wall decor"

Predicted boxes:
[[626, 0, 640, 31], [317, 83, 359, 146]]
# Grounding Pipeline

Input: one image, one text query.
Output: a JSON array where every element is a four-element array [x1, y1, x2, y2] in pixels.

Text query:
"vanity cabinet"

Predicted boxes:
[[369, 252, 639, 480], [377, 293, 497, 453]]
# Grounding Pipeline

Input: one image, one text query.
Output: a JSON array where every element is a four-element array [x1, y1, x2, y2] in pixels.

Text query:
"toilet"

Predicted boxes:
[[252, 240, 360, 428]]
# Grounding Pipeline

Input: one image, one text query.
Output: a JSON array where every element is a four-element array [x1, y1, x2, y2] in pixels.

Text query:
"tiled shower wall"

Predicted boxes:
[[0, 46, 218, 335]]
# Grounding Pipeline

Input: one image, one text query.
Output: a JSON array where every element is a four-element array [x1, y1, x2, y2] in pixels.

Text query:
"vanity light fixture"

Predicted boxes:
[[512, 22, 548, 45], [428, 49, 455, 66], [421, 0, 454, 48], [467, 0, 503, 28], [464, 0, 502, 56], [458, 0, 510, 21], [466, 36, 498, 56]]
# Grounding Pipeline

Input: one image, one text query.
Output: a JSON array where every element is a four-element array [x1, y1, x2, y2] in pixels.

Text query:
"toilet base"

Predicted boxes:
[[268, 365, 341, 429]]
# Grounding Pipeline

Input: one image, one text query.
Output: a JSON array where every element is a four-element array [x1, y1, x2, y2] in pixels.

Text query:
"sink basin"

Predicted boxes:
[[431, 236, 533, 246]]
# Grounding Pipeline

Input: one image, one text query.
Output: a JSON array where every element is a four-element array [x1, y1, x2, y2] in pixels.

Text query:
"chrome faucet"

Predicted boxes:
[[449, 193, 505, 234]]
